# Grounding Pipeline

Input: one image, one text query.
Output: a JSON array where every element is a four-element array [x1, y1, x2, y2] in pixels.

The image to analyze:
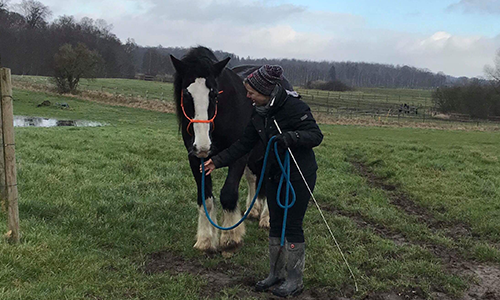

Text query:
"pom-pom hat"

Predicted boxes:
[[245, 65, 283, 96]]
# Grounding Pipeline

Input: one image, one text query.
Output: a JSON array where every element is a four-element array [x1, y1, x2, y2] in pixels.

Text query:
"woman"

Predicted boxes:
[[202, 65, 323, 297]]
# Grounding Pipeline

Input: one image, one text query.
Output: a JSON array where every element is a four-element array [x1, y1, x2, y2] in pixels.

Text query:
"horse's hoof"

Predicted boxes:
[[194, 239, 217, 253], [259, 217, 270, 229], [219, 239, 243, 252], [248, 207, 260, 219]]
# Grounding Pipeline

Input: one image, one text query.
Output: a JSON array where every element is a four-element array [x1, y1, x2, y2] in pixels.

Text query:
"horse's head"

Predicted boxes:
[[171, 52, 230, 158]]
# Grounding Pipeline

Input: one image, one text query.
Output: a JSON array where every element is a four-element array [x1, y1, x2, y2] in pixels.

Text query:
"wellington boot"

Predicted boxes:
[[255, 237, 286, 292], [272, 242, 305, 297]]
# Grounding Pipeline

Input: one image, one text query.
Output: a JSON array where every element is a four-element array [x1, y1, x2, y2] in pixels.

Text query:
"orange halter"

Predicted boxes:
[[181, 90, 223, 135]]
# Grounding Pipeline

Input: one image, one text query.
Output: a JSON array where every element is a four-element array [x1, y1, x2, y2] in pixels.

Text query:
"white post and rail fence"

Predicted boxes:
[[0, 67, 20, 244]]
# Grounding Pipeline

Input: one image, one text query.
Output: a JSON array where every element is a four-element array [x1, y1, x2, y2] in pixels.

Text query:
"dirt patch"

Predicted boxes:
[[143, 250, 430, 300], [144, 250, 244, 298], [454, 263, 500, 300]]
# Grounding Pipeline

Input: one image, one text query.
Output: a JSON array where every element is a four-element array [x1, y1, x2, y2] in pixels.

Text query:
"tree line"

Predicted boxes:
[[432, 52, 500, 119], [139, 46, 450, 88], [1, 0, 463, 89], [0, 0, 135, 79]]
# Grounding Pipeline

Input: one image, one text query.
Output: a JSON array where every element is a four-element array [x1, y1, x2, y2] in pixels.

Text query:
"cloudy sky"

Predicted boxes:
[[10, 0, 500, 77]]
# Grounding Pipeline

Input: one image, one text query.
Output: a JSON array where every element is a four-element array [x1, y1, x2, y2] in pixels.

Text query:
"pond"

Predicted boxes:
[[14, 116, 106, 128]]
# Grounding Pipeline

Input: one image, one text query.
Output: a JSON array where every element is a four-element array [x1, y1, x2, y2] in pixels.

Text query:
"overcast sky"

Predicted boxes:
[[10, 0, 500, 77]]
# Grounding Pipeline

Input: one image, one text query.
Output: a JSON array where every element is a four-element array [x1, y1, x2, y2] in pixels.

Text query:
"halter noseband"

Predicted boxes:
[[181, 90, 223, 135]]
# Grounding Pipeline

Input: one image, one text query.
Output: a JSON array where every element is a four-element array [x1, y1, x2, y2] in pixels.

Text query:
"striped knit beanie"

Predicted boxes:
[[245, 65, 283, 96]]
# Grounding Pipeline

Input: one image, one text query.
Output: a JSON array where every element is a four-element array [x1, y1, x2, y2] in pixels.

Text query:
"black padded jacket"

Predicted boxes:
[[211, 86, 323, 181]]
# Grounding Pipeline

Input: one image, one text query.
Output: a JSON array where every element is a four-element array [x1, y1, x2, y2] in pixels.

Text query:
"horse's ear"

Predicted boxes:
[[213, 57, 231, 77], [170, 55, 185, 74]]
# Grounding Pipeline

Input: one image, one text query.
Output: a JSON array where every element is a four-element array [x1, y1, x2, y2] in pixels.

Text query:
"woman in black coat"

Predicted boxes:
[[203, 65, 323, 297]]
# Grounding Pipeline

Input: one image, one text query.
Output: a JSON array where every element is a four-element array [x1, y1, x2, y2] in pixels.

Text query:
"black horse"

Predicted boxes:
[[170, 47, 269, 253]]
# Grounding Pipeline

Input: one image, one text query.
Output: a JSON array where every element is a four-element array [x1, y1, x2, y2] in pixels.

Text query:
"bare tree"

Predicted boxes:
[[484, 49, 500, 84], [0, 0, 10, 11], [95, 19, 113, 38], [16, 0, 51, 28]]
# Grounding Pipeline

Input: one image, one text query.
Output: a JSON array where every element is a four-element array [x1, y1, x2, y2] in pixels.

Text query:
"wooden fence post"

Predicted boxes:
[[0, 68, 20, 244], [0, 76, 5, 216]]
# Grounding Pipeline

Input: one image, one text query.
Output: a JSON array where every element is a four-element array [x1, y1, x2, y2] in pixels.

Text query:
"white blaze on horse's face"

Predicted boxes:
[[187, 78, 211, 158]]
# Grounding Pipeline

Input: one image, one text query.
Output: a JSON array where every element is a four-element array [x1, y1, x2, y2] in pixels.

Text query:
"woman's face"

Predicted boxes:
[[244, 83, 270, 107]]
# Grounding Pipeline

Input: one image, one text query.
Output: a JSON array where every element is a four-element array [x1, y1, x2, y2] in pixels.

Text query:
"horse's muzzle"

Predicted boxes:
[[196, 151, 210, 158], [192, 144, 212, 158]]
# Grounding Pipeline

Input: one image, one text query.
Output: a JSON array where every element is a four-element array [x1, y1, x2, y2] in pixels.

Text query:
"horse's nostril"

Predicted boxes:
[[197, 151, 209, 158]]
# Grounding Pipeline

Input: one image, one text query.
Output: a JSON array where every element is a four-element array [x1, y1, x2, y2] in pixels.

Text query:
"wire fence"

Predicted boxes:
[[296, 88, 500, 126], [301, 93, 433, 123]]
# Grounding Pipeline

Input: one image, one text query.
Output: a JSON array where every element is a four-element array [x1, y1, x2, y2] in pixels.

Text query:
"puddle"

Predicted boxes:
[[14, 116, 105, 128]]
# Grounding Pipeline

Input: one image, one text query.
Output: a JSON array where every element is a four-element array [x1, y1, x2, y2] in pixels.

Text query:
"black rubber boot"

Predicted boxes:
[[255, 237, 286, 292], [272, 242, 305, 297]]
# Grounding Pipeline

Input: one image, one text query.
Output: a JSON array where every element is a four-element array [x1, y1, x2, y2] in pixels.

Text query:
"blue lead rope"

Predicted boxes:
[[201, 136, 296, 246]]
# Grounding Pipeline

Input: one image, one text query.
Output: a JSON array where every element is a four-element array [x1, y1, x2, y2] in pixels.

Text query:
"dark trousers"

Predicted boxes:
[[266, 173, 317, 243]]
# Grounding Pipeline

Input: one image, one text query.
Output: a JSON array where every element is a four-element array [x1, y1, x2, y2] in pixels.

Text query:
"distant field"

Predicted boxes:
[[13, 75, 431, 106], [12, 75, 174, 101], [12, 75, 500, 129]]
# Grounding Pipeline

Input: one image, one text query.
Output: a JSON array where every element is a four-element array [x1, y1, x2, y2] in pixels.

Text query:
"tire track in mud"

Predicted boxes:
[[340, 160, 500, 300], [350, 161, 475, 240]]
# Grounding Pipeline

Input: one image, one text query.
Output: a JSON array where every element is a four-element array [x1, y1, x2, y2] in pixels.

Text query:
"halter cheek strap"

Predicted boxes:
[[181, 90, 223, 135]]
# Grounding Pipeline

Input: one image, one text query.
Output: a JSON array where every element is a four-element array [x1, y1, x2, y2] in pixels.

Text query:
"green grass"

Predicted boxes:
[[0, 87, 499, 299], [14, 75, 431, 107], [12, 75, 174, 101]]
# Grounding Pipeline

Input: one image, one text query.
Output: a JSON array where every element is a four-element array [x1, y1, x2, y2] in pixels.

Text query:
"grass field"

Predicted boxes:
[[12, 75, 174, 101], [13, 75, 432, 106], [1, 85, 499, 300], [13, 75, 475, 126]]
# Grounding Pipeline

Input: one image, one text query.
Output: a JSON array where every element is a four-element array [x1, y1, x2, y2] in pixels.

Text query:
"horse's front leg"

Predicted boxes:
[[219, 157, 247, 251], [189, 156, 219, 253]]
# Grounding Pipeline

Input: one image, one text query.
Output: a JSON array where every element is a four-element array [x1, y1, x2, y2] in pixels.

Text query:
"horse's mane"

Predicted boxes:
[[173, 46, 219, 128]]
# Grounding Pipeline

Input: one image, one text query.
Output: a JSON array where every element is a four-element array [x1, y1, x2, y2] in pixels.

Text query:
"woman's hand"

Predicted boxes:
[[275, 131, 299, 148], [200, 159, 216, 175]]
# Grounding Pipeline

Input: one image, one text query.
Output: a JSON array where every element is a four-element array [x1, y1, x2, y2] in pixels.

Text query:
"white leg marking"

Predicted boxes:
[[194, 197, 219, 252], [259, 197, 270, 229], [244, 167, 261, 219], [220, 206, 246, 250]]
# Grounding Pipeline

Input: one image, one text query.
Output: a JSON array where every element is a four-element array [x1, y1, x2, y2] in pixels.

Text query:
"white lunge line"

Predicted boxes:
[[273, 119, 359, 292]]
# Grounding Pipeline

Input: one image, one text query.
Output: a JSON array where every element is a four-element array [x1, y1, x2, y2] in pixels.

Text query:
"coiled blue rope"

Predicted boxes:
[[201, 136, 296, 246]]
